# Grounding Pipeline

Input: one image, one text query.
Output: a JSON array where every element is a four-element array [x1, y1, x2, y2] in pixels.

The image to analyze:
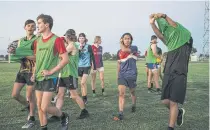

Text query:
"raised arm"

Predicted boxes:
[[156, 13, 177, 28], [150, 14, 166, 44]]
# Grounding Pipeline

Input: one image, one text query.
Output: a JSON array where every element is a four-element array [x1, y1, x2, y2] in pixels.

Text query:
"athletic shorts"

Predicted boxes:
[[35, 78, 58, 92], [91, 67, 104, 73], [118, 77, 137, 88], [78, 67, 91, 77], [161, 37, 193, 104], [15, 72, 34, 86], [147, 63, 158, 70], [58, 76, 78, 90]]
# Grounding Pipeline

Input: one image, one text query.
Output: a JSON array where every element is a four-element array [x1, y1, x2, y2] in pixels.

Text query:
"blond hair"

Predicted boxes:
[[94, 36, 101, 44]]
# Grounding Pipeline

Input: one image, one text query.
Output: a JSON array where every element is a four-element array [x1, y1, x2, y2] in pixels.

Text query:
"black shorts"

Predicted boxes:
[[118, 77, 137, 88], [161, 38, 193, 104], [78, 67, 91, 77], [35, 78, 58, 92], [58, 76, 78, 90], [15, 72, 34, 86]]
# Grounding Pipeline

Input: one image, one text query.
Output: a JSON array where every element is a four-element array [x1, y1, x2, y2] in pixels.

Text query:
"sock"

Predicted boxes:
[[92, 90, 95, 93], [83, 96, 87, 100], [119, 111, 123, 115], [60, 112, 66, 120], [178, 109, 182, 116], [102, 88, 104, 93], [29, 116, 35, 121], [41, 125, 48, 130], [168, 127, 174, 130], [151, 83, 153, 88], [148, 87, 151, 90]]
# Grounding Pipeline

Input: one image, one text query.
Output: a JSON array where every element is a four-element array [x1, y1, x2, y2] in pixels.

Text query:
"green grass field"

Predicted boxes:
[[0, 61, 209, 130]]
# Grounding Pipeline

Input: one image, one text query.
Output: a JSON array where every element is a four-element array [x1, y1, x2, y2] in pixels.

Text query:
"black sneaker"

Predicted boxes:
[[156, 88, 162, 95], [168, 127, 174, 130], [77, 109, 89, 119], [83, 99, 88, 105], [131, 105, 136, 113], [61, 113, 69, 130], [148, 88, 155, 93], [177, 108, 185, 126]]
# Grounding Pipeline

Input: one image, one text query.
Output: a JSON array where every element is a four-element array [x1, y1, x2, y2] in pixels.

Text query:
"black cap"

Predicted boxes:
[[64, 29, 76, 36]]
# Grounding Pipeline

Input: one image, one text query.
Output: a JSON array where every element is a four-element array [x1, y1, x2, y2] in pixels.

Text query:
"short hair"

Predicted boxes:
[[78, 33, 88, 43], [24, 19, 35, 27], [151, 35, 157, 41], [94, 36, 101, 43], [37, 14, 53, 30]]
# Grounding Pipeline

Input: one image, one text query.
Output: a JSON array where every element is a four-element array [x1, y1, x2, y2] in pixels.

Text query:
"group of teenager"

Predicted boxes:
[[8, 13, 193, 130]]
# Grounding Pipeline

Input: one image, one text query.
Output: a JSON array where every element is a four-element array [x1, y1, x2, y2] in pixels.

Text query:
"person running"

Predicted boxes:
[[91, 36, 105, 97], [78, 33, 96, 104], [51, 29, 89, 119], [8, 19, 37, 129], [113, 33, 138, 120], [32, 14, 69, 130], [150, 13, 193, 130], [146, 35, 161, 94]]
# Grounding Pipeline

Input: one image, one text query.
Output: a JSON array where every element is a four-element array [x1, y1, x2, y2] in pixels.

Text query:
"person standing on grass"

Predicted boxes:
[[78, 33, 96, 104], [32, 14, 69, 130], [156, 46, 163, 81], [150, 13, 193, 130], [8, 19, 37, 129], [50, 29, 89, 120], [146, 35, 161, 94], [113, 33, 138, 120], [91, 36, 106, 97]]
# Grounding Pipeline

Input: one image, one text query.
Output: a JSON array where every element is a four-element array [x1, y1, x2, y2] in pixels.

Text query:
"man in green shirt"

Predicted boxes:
[[150, 13, 193, 130], [33, 14, 69, 130], [8, 19, 36, 129]]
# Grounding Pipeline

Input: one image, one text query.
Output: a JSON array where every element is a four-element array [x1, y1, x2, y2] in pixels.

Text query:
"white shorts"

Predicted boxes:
[[91, 67, 104, 74]]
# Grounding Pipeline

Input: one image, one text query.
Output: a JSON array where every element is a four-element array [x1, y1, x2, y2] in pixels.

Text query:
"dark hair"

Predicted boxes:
[[120, 33, 133, 45], [151, 35, 157, 41], [24, 19, 35, 27], [37, 14, 53, 30], [78, 33, 88, 43], [65, 29, 77, 42]]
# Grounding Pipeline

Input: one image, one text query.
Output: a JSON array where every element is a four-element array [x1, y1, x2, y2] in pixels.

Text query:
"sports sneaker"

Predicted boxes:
[[102, 92, 107, 96], [156, 89, 162, 95], [83, 99, 88, 105], [177, 108, 185, 126], [148, 88, 154, 93], [21, 120, 35, 129], [61, 113, 69, 130], [92, 93, 96, 97], [77, 109, 89, 119]]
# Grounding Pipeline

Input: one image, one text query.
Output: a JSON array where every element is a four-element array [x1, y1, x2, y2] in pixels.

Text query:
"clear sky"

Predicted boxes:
[[0, 1, 205, 55]]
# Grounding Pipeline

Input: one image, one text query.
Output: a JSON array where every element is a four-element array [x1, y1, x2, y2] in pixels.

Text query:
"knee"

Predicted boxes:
[[130, 91, 135, 96], [100, 77, 104, 82], [170, 101, 178, 107], [119, 91, 125, 97], [57, 91, 65, 99], [36, 103, 42, 111], [41, 105, 48, 113], [81, 82, 86, 87], [162, 99, 169, 105]]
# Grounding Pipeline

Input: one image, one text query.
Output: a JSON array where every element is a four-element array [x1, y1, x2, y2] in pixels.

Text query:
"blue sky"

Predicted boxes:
[[0, 1, 205, 55]]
